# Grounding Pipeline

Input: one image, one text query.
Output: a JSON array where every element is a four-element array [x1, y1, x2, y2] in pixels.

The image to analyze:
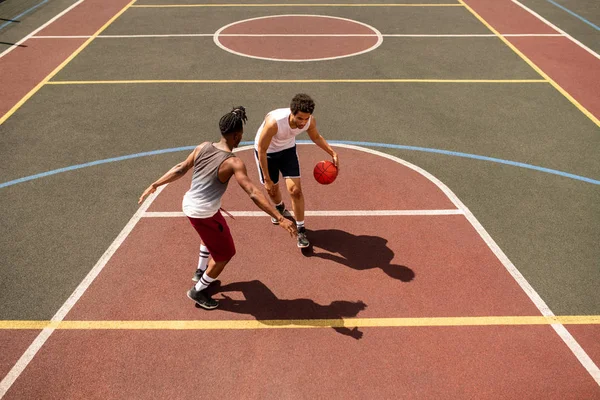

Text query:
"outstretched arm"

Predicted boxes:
[[231, 158, 297, 237], [306, 117, 339, 170], [138, 143, 204, 204]]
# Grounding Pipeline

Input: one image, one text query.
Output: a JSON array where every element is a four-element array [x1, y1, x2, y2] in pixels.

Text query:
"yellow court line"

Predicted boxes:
[[131, 4, 465, 8], [458, 0, 600, 127], [0, 0, 137, 126], [2, 316, 599, 330], [45, 79, 548, 85]]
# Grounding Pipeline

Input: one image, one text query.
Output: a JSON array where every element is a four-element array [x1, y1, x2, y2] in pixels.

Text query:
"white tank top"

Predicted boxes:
[[254, 108, 312, 153]]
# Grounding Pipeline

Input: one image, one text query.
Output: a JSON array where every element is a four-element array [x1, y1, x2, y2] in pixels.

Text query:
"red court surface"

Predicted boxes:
[[4, 327, 598, 399], [0, 331, 40, 382], [3, 145, 599, 398]]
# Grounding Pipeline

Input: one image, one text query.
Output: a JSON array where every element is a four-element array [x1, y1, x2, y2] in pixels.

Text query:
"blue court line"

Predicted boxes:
[[546, 0, 600, 31], [0, 147, 195, 188], [0, 0, 49, 31], [1, 141, 598, 189]]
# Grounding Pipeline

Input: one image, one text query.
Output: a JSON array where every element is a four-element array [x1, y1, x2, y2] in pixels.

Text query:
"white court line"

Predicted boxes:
[[511, 0, 600, 60], [213, 14, 383, 63], [0, 0, 85, 58], [0, 186, 165, 398], [30, 33, 566, 39], [144, 210, 463, 218]]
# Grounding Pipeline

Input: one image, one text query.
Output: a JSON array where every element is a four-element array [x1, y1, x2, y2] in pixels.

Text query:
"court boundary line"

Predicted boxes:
[[2, 315, 599, 330], [511, 0, 600, 60], [459, 0, 599, 127]]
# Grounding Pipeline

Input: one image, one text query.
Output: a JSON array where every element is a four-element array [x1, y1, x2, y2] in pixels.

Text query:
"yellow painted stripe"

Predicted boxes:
[[131, 4, 465, 8], [45, 79, 548, 85], [458, 0, 600, 127], [1, 316, 599, 330], [0, 0, 137, 126]]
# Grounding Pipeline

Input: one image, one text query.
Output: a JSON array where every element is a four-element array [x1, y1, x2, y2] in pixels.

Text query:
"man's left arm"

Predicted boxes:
[[306, 116, 339, 169]]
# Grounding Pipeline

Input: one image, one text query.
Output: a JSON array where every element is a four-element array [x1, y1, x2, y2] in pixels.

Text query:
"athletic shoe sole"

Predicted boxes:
[[187, 289, 218, 310]]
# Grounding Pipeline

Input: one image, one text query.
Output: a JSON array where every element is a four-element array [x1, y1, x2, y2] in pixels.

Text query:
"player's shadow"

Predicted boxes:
[[206, 280, 367, 339], [301, 229, 415, 282]]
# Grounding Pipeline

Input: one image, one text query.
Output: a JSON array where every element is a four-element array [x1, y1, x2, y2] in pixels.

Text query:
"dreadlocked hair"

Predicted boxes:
[[219, 106, 248, 135], [290, 93, 315, 115]]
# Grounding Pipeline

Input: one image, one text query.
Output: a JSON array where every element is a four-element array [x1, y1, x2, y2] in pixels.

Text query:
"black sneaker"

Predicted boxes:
[[187, 287, 218, 309], [272, 204, 293, 225], [192, 269, 205, 282], [297, 227, 310, 248]]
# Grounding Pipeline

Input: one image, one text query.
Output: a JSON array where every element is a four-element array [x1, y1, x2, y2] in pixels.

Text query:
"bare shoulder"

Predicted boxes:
[[264, 115, 279, 132], [227, 156, 246, 170]]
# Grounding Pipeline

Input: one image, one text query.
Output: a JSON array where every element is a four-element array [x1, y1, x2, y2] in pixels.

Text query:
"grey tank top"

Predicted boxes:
[[182, 143, 236, 218]]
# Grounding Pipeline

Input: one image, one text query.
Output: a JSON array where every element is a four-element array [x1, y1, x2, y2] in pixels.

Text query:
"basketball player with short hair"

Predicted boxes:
[[139, 106, 297, 309], [254, 94, 339, 248]]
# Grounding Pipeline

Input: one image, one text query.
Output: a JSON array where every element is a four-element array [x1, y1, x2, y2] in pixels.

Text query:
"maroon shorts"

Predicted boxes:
[[187, 211, 236, 262]]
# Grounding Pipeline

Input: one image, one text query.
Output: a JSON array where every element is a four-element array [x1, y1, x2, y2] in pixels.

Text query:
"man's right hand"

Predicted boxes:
[[279, 217, 297, 237]]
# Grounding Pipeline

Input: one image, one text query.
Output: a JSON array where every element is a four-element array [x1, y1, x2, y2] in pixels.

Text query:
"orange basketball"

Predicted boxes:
[[313, 160, 338, 185]]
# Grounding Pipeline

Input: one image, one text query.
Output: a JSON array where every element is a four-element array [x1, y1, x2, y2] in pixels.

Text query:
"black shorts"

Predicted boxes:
[[254, 145, 300, 184]]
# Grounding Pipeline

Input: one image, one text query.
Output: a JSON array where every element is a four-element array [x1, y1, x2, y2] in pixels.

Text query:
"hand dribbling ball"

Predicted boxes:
[[313, 160, 338, 185]]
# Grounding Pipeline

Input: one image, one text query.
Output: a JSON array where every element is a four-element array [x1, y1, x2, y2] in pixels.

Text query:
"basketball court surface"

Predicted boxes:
[[1, 0, 599, 398]]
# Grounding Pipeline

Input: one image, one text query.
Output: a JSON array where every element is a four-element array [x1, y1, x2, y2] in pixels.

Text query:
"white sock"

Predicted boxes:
[[195, 272, 216, 291], [296, 220, 305, 229], [197, 244, 209, 272]]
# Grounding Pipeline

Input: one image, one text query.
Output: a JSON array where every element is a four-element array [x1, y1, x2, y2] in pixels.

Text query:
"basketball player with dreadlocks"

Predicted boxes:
[[255, 94, 339, 249], [139, 106, 297, 309]]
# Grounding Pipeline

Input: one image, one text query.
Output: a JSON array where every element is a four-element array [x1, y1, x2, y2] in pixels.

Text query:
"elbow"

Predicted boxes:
[[248, 187, 261, 203], [249, 190, 259, 202], [174, 164, 188, 175]]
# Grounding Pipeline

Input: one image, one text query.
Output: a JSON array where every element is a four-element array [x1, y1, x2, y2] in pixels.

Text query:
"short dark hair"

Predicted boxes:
[[219, 106, 247, 135], [290, 93, 315, 115]]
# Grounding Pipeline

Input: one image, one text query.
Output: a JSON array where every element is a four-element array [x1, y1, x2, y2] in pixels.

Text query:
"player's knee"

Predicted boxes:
[[289, 186, 302, 199]]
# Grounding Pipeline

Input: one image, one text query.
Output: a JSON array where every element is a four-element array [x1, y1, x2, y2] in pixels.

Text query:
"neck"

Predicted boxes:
[[215, 137, 234, 152]]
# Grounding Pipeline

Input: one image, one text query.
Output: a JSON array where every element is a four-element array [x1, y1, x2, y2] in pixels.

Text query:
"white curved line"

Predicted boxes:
[[213, 14, 383, 62]]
